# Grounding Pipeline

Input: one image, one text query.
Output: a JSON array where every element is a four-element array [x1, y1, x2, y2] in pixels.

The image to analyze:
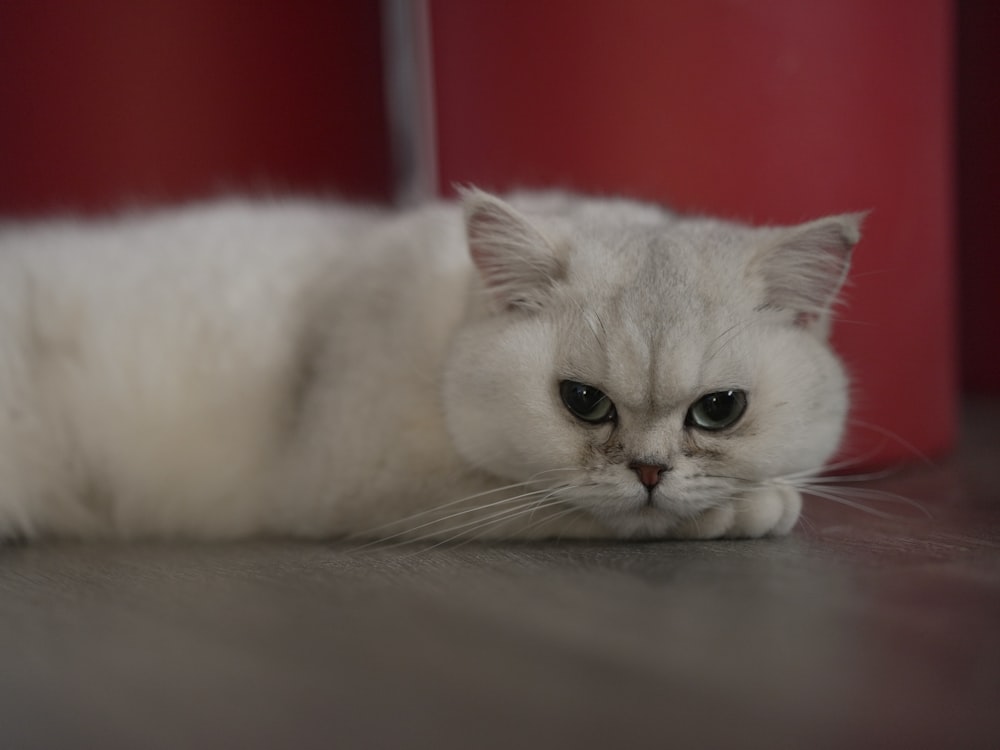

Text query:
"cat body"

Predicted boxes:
[[0, 190, 861, 541]]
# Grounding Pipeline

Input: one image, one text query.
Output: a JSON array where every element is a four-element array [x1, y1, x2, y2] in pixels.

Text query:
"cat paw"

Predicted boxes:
[[671, 485, 801, 540]]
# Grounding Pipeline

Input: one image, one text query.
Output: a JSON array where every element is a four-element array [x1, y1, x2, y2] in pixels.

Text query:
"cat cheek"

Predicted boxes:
[[682, 431, 729, 463], [574, 434, 617, 474]]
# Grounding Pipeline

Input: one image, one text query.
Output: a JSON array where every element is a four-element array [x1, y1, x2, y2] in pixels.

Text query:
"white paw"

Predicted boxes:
[[672, 485, 801, 540]]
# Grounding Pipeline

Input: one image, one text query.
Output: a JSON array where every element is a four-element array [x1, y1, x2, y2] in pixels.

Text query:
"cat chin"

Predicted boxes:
[[585, 506, 683, 539], [567, 490, 686, 538]]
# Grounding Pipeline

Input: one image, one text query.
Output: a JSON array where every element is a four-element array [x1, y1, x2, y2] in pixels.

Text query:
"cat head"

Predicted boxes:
[[442, 187, 862, 537]]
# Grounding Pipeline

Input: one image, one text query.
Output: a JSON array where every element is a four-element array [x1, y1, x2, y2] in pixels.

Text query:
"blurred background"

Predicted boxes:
[[0, 0, 994, 469]]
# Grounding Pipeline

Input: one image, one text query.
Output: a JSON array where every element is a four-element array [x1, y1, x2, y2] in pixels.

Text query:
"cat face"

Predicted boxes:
[[443, 189, 860, 538]]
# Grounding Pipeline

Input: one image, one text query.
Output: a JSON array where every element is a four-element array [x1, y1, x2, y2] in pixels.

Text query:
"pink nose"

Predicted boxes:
[[629, 462, 669, 490]]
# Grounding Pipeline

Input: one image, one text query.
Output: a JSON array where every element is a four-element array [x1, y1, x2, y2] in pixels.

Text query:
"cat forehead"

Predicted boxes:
[[510, 192, 765, 282], [548, 220, 764, 409], [554, 290, 752, 413], [555, 214, 758, 281], [558, 219, 765, 320]]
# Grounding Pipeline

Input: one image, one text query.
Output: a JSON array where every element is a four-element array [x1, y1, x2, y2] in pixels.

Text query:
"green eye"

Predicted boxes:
[[686, 390, 748, 431], [559, 380, 616, 424]]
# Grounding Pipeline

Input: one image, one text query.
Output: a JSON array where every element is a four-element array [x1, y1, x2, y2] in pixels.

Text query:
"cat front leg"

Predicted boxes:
[[671, 484, 802, 539]]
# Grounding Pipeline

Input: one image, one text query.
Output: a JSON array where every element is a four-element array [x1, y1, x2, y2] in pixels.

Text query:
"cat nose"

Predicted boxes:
[[628, 461, 670, 490]]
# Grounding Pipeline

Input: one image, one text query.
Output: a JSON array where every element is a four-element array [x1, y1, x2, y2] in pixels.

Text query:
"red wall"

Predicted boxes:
[[430, 0, 957, 466], [1, 1, 986, 467], [0, 0, 391, 215]]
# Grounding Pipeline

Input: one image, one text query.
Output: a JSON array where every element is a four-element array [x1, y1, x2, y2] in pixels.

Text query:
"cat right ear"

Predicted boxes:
[[754, 212, 867, 337], [460, 187, 564, 312]]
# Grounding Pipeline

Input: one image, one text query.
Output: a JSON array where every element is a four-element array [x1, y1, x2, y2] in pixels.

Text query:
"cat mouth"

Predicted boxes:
[[587, 491, 679, 523], [561, 481, 696, 534], [579, 483, 724, 536], [590, 502, 680, 538], [628, 487, 673, 512]]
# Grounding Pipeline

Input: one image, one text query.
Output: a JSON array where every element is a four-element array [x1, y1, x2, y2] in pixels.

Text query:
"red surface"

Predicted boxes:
[[958, 3, 1000, 393], [0, 0, 391, 215], [0, 1, 963, 467], [430, 0, 957, 466]]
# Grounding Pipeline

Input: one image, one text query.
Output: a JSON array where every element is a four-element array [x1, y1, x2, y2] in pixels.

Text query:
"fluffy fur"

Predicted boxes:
[[0, 190, 862, 541]]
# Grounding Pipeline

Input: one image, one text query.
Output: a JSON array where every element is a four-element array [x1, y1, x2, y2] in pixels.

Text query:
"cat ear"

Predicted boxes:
[[460, 186, 564, 312], [754, 212, 867, 337]]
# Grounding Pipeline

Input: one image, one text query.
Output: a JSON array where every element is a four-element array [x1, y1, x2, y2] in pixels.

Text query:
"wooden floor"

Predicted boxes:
[[2, 402, 998, 750]]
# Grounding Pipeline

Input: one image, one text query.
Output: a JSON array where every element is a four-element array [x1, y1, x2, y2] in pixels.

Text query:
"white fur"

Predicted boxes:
[[0, 191, 860, 541]]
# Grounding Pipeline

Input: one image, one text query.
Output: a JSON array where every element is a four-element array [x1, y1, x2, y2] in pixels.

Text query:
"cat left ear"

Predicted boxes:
[[460, 187, 564, 312], [754, 212, 867, 337]]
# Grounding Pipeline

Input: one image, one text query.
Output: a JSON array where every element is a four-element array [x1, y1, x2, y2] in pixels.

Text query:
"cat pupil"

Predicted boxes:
[[559, 380, 616, 424]]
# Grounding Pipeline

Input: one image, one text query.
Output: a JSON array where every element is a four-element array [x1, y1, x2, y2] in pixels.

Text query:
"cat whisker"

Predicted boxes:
[[429, 498, 574, 550], [774, 448, 906, 480], [800, 484, 933, 518], [524, 503, 588, 542], [697, 467, 931, 522], [348, 468, 579, 543], [787, 480, 933, 520], [356, 473, 582, 549], [795, 513, 818, 534], [377, 498, 546, 552], [353, 487, 555, 549], [393, 493, 575, 553], [698, 472, 764, 489], [789, 468, 901, 485], [796, 486, 900, 520], [844, 418, 937, 468], [711, 452, 906, 487], [772, 462, 933, 520]]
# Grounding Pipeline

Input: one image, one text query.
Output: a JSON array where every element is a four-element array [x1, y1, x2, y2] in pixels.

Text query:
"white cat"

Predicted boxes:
[[0, 189, 861, 542]]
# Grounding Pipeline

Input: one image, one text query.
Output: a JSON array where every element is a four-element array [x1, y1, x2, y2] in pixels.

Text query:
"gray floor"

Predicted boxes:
[[2, 404, 998, 749]]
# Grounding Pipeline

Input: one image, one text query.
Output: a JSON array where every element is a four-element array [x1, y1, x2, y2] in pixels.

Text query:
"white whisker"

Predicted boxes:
[[802, 485, 933, 518], [398, 495, 574, 553], [444, 498, 572, 546], [701, 466, 931, 524], [796, 513, 818, 534], [349, 467, 580, 542], [381, 499, 546, 552], [530, 504, 589, 541], [846, 418, 937, 468], [798, 487, 899, 519], [790, 467, 901, 484], [355, 487, 555, 548]]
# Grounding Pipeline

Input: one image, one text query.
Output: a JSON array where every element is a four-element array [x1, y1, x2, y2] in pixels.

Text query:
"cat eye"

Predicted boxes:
[[686, 390, 748, 431], [559, 380, 616, 424]]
